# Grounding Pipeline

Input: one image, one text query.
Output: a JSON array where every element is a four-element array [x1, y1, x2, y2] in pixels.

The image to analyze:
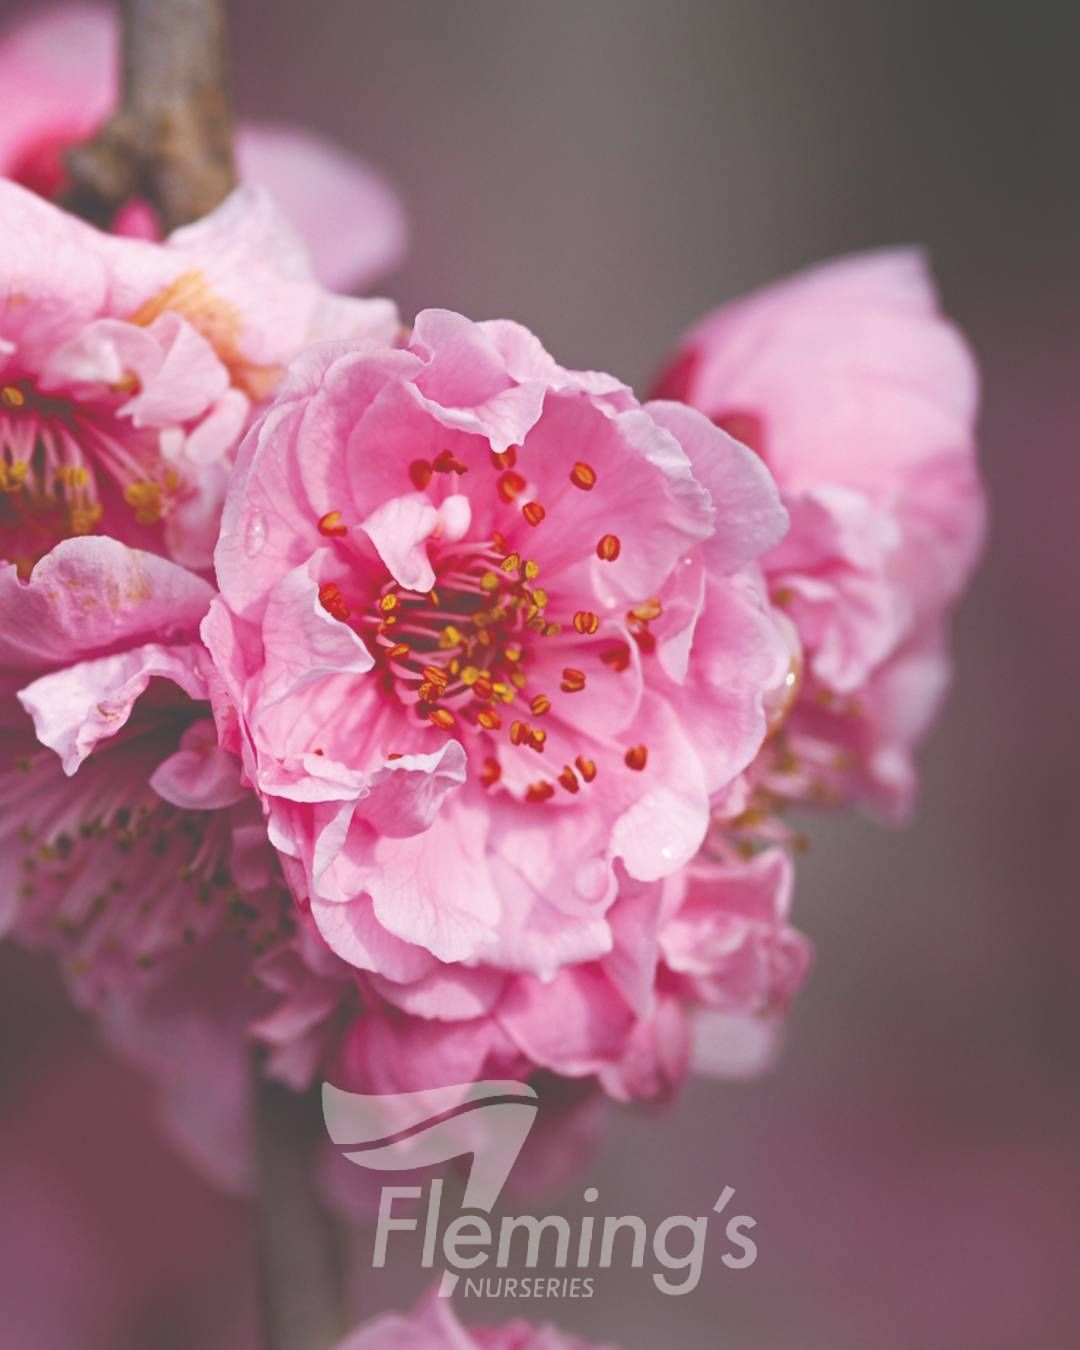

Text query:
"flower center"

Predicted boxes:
[[316, 448, 662, 803], [0, 381, 184, 575]]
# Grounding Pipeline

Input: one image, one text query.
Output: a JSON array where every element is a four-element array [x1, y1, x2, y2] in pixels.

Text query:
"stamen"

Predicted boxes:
[[573, 611, 600, 635], [318, 582, 350, 621], [529, 694, 552, 716], [625, 745, 648, 771], [560, 668, 586, 693], [433, 449, 468, 475], [597, 533, 621, 561], [477, 709, 502, 731], [409, 459, 433, 489], [522, 500, 545, 527], [0, 460, 28, 493], [497, 470, 526, 502], [575, 756, 597, 783], [629, 598, 662, 622], [318, 510, 348, 537], [570, 461, 597, 490], [379, 593, 399, 613], [526, 780, 555, 802], [122, 480, 163, 525], [558, 765, 580, 793], [429, 708, 455, 730]]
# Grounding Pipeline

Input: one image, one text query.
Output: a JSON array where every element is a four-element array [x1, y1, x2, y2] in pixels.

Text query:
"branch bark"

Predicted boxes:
[[65, 0, 237, 232], [255, 1076, 346, 1350]]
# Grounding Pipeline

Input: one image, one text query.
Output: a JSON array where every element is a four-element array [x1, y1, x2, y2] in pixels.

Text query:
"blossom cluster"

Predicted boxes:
[[0, 6, 984, 1185]]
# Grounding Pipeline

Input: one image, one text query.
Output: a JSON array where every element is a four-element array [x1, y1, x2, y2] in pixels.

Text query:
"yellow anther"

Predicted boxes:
[[123, 481, 163, 525], [0, 459, 28, 492]]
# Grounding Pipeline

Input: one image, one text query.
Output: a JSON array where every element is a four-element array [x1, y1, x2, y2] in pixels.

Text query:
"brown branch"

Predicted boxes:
[[65, 0, 237, 233], [255, 1076, 346, 1350]]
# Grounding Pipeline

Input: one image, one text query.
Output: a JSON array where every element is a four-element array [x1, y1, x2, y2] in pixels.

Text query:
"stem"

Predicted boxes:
[[65, 0, 237, 232], [255, 1076, 346, 1350]]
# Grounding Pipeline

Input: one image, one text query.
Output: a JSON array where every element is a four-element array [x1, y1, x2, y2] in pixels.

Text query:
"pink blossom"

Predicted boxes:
[[250, 839, 808, 1120], [653, 249, 985, 816], [0, 180, 395, 574], [0, 537, 293, 1012], [0, 3, 407, 290], [203, 310, 788, 992], [334, 1289, 617, 1349]]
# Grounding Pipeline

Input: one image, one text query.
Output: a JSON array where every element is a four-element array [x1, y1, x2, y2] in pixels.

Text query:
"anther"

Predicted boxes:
[[560, 668, 586, 692], [522, 500, 545, 527], [379, 593, 399, 613], [409, 459, 433, 490], [629, 598, 662, 622], [573, 611, 600, 635], [624, 745, 648, 771], [481, 757, 502, 786], [570, 461, 597, 490], [600, 643, 631, 672], [530, 694, 552, 716], [317, 511, 348, 537], [497, 470, 526, 502], [558, 765, 580, 793], [526, 780, 555, 802], [318, 583, 350, 621], [1, 385, 25, 408], [478, 709, 502, 731], [491, 446, 517, 469], [575, 755, 598, 783], [597, 534, 621, 561], [429, 708, 455, 730], [433, 449, 468, 475]]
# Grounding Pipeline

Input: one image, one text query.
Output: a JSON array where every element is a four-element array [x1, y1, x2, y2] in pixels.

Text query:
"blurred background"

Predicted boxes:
[[1, 1, 1078, 1346]]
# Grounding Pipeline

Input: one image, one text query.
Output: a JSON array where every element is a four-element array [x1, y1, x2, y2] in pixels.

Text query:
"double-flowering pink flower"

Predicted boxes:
[[653, 249, 985, 818], [202, 311, 790, 995]]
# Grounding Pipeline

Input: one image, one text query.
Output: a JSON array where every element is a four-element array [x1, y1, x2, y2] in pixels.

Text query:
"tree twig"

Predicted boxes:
[[65, 0, 237, 232], [255, 1075, 346, 1350]]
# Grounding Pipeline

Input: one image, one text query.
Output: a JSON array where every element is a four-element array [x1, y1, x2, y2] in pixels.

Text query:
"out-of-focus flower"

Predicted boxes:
[[0, 180, 395, 573], [652, 249, 985, 817], [0, 538, 292, 1009], [202, 311, 788, 1003], [0, 3, 407, 291], [334, 1288, 617, 1349]]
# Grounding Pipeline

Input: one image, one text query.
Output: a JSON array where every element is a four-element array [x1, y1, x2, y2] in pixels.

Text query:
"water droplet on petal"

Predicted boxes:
[[244, 511, 267, 557]]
